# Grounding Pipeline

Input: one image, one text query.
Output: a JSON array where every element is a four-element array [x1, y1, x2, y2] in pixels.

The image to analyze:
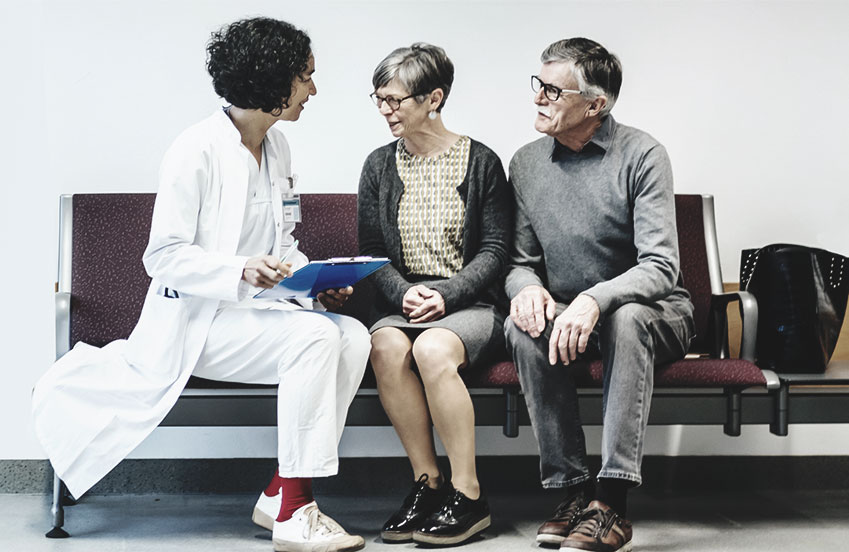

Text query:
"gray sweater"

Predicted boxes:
[[358, 138, 513, 314], [506, 116, 689, 315]]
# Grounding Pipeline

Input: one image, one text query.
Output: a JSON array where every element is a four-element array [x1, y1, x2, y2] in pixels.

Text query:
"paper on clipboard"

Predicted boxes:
[[254, 256, 390, 299]]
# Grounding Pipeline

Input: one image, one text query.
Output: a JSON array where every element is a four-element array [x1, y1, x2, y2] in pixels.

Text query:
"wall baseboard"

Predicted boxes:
[[4, 456, 849, 495]]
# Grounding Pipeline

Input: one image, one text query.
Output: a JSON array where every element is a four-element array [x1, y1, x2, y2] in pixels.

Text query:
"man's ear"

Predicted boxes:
[[586, 95, 608, 117]]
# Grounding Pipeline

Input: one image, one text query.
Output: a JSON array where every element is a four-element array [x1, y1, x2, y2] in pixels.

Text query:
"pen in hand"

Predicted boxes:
[[276, 240, 299, 277]]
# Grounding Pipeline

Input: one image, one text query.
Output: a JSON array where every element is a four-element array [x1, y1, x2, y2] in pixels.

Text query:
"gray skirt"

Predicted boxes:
[[369, 302, 505, 368]]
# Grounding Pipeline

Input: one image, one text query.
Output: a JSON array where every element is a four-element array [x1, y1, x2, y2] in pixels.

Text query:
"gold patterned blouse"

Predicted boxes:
[[396, 136, 470, 277]]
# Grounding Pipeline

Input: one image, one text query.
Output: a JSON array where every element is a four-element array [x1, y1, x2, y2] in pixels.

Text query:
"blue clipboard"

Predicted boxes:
[[254, 257, 390, 299]]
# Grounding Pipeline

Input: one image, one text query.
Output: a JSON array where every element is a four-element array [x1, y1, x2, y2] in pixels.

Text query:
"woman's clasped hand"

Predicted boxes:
[[402, 285, 446, 323]]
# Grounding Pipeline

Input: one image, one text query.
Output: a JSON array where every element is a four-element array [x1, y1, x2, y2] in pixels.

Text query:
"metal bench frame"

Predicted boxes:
[[48, 193, 849, 538]]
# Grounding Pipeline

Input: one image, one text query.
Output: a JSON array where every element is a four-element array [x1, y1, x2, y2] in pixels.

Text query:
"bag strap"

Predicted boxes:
[[826, 254, 846, 291], [742, 245, 848, 292], [740, 249, 761, 289]]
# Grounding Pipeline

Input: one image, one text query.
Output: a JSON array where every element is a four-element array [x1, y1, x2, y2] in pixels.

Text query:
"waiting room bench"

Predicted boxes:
[[50, 191, 812, 537]]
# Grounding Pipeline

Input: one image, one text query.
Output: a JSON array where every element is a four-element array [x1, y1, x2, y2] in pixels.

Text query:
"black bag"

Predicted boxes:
[[740, 244, 848, 373]]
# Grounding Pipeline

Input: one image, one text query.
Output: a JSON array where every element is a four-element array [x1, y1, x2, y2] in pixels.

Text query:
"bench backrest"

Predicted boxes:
[[674, 195, 720, 353], [66, 194, 154, 347], [61, 193, 721, 352]]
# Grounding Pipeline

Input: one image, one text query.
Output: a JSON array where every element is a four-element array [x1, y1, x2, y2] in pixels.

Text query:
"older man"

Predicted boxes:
[[504, 38, 694, 552]]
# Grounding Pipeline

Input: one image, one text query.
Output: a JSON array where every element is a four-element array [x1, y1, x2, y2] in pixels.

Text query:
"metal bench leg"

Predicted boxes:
[[723, 388, 742, 436], [503, 389, 519, 438], [46, 471, 70, 538], [770, 383, 789, 436], [62, 486, 77, 507]]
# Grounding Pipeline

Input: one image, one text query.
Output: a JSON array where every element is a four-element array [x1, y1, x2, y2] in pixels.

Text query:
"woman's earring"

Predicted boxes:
[[428, 111, 437, 120]]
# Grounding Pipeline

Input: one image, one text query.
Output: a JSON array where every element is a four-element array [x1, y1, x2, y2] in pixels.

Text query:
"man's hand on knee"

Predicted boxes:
[[510, 285, 556, 338], [549, 294, 600, 365]]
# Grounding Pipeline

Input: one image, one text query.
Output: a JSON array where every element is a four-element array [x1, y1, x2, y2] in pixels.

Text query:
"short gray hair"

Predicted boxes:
[[541, 38, 622, 115], [372, 42, 454, 112]]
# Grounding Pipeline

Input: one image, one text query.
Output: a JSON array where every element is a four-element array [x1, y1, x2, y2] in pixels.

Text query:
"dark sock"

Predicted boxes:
[[562, 479, 595, 500], [263, 469, 282, 497], [596, 478, 628, 518], [276, 477, 314, 522], [578, 478, 596, 499]]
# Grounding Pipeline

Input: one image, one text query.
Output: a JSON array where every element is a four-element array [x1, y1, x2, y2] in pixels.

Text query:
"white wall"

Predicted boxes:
[[3, 0, 849, 460]]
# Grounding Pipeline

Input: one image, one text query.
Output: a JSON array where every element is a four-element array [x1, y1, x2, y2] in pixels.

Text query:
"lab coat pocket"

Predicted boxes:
[[123, 290, 191, 385]]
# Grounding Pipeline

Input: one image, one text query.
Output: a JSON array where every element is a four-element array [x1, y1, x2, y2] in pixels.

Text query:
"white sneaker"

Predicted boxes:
[[253, 490, 281, 531], [272, 501, 365, 552]]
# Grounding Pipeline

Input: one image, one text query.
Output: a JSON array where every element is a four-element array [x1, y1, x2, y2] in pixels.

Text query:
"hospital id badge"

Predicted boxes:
[[283, 194, 302, 223]]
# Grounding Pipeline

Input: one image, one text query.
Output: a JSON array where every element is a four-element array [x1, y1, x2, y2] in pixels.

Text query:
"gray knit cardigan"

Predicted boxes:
[[357, 138, 513, 315]]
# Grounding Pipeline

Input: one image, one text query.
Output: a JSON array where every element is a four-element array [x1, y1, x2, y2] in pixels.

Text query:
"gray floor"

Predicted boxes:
[[5, 489, 849, 551]]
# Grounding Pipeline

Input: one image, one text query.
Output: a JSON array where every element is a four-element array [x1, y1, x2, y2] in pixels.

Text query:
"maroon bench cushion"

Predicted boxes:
[[460, 358, 766, 389], [653, 358, 767, 387]]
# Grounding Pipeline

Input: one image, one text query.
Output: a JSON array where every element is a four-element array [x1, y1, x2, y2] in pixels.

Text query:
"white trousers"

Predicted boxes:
[[193, 306, 370, 477]]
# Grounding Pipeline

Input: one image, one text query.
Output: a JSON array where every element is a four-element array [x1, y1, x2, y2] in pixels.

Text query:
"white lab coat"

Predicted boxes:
[[32, 110, 308, 498]]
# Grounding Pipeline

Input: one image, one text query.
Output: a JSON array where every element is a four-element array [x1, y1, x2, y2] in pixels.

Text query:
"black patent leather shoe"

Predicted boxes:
[[381, 475, 449, 542], [412, 489, 491, 546]]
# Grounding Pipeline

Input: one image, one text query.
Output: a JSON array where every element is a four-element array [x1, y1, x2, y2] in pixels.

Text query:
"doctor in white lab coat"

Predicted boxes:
[[32, 18, 369, 552]]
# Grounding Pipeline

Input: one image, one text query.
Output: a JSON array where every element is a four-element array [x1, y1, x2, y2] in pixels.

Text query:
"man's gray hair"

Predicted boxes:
[[541, 38, 622, 115], [372, 42, 454, 112]]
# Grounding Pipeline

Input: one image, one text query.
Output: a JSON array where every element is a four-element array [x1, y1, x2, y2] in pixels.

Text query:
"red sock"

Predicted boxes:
[[263, 469, 283, 497], [276, 477, 313, 522]]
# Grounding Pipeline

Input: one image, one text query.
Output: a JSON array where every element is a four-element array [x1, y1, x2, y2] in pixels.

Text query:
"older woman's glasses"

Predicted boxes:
[[531, 75, 582, 102], [370, 92, 417, 111]]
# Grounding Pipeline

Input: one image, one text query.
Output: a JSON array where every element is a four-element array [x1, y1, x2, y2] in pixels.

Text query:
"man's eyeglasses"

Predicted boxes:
[[370, 92, 418, 111], [531, 75, 582, 102]]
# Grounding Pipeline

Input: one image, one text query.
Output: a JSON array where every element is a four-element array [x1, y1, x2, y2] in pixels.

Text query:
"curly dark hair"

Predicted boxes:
[[206, 17, 311, 115]]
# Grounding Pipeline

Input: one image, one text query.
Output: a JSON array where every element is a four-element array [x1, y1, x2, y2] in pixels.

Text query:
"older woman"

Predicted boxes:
[[358, 43, 512, 546], [33, 18, 368, 552]]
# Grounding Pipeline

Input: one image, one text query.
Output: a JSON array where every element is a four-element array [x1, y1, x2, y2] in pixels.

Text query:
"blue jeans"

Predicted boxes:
[[504, 295, 694, 488]]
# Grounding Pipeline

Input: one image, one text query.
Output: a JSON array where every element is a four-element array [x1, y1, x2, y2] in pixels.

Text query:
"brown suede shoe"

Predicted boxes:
[[536, 491, 588, 547], [559, 500, 632, 552]]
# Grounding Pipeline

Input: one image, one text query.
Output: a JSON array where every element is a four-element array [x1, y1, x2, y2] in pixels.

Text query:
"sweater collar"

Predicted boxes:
[[549, 115, 616, 159]]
